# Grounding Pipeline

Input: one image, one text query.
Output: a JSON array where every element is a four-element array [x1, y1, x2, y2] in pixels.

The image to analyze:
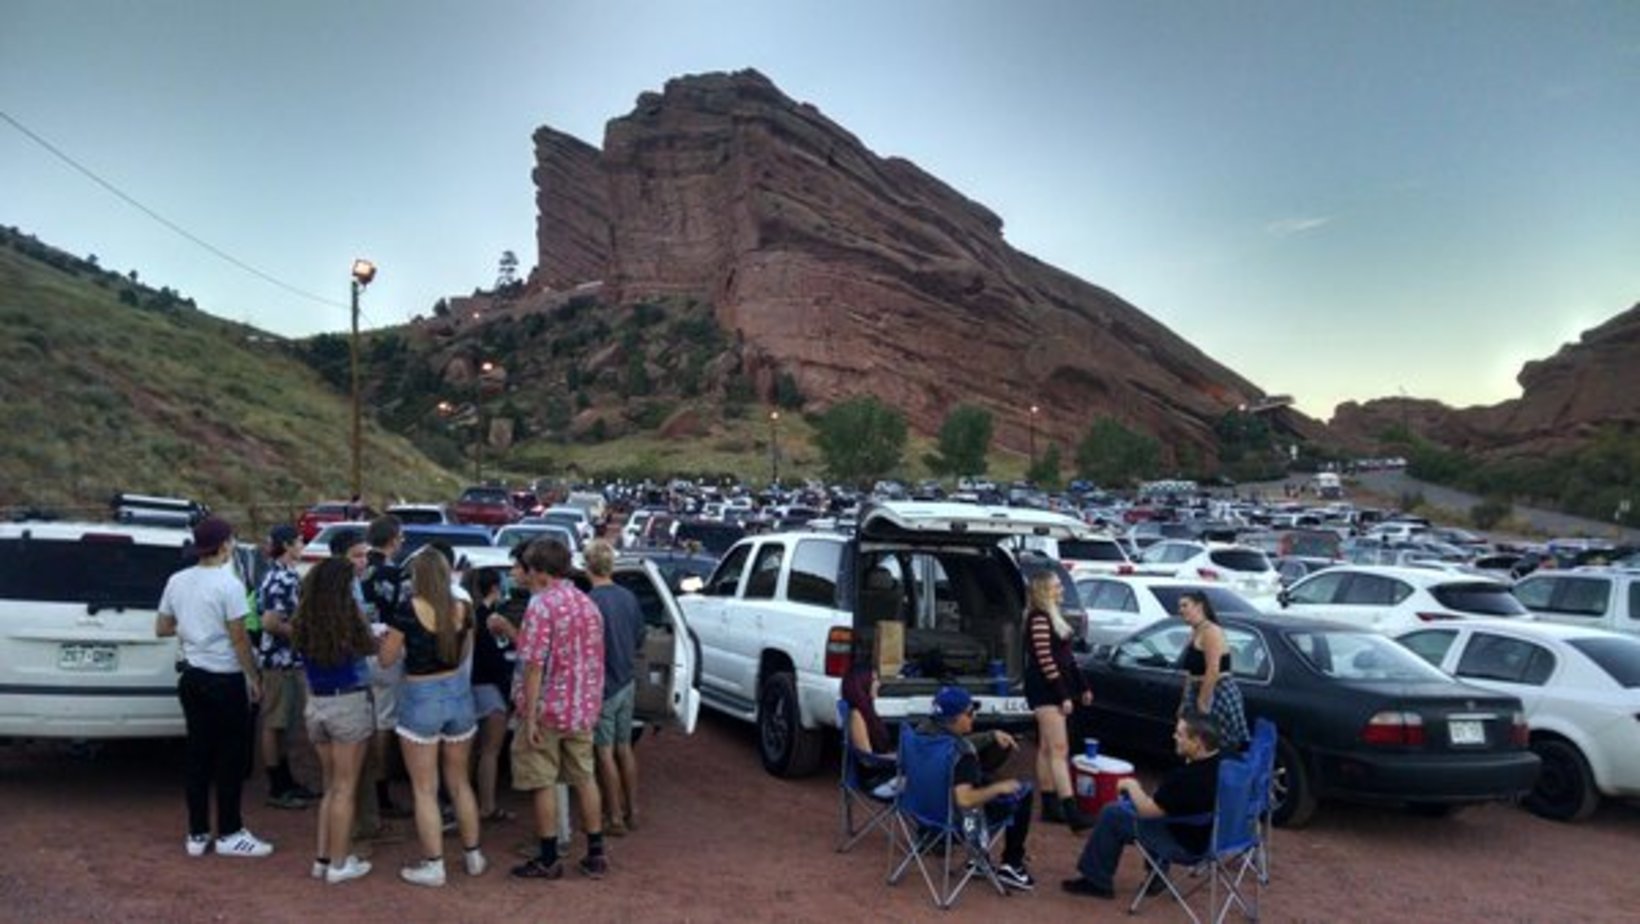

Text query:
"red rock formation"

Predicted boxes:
[[1329, 302, 1640, 457], [532, 69, 1291, 460]]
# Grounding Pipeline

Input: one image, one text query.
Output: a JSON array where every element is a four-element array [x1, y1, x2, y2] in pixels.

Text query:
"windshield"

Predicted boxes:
[[1567, 636, 1640, 688], [1287, 629, 1453, 682]]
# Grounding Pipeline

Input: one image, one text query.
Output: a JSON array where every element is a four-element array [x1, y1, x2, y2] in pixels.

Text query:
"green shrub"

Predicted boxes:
[[1470, 498, 1512, 531]]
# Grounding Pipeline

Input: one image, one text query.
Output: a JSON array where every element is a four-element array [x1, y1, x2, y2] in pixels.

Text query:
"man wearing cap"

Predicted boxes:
[[155, 517, 275, 858], [256, 524, 319, 809], [917, 686, 1035, 891]]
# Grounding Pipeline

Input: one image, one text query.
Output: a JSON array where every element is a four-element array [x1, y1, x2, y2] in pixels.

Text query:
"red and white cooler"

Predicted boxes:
[[1071, 754, 1136, 816]]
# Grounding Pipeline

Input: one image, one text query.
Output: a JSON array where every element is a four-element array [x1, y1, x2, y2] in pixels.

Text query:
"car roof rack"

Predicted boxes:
[[110, 492, 209, 528]]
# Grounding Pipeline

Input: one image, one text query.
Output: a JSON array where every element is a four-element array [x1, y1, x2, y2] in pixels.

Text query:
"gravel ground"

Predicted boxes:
[[2, 713, 1637, 923]]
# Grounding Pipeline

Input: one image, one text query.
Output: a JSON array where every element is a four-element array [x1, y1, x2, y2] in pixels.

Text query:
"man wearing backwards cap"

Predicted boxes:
[[156, 517, 275, 859], [914, 685, 1036, 891]]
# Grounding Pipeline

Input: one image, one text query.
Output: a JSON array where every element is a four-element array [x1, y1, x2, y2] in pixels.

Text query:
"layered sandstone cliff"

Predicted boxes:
[[532, 69, 1284, 458], [1330, 302, 1640, 456]]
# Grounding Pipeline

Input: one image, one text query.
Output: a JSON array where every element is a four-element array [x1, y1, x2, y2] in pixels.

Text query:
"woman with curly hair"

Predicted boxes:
[[291, 557, 377, 884]]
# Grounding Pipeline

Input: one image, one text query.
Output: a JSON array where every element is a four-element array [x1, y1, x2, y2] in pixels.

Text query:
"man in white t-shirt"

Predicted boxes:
[[156, 516, 274, 859]]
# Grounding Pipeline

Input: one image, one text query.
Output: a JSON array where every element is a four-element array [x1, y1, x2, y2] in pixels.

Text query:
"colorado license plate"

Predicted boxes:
[[59, 643, 118, 671], [1448, 720, 1485, 746]]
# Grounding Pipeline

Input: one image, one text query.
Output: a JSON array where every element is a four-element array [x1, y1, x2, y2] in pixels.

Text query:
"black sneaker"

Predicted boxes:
[[577, 855, 608, 880], [996, 863, 1035, 891], [1061, 877, 1115, 899], [509, 858, 563, 880]]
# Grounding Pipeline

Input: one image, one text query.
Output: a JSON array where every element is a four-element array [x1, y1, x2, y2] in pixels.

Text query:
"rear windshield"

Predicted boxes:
[[675, 522, 746, 556], [1145, 585, 1262, 616], [1431, 583, 1529, 616], [0, 536, 184, 608], [1209, 549, 1271, 573], [1567, 636, 1640, 688], [1058, 540, 1126, 562], [460, 489, 508, 504]]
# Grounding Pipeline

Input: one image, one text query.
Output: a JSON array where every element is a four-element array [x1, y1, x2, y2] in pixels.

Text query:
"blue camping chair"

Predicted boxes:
[[1246, 718, 1278, 883], [886, 723, 1029, 910], [1129, 753, 1265, 923], [836, 699, 900, 853]]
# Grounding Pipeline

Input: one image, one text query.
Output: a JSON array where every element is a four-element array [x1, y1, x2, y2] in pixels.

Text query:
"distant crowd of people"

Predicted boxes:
[[155, 512, 645, 886]]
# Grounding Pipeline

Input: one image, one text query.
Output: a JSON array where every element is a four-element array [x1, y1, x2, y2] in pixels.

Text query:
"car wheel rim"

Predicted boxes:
[[761, 689, 790, 761]]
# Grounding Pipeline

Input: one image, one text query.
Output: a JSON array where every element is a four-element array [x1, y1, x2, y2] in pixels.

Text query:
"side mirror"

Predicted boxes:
[[1277, 589, 1291, 608]]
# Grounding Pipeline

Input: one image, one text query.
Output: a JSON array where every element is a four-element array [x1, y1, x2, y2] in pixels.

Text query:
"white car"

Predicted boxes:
[[1272, 565, 1529, 634], [1396, 621, 1640, 821], [1136, 540, 1282, 603], [1074, 575, 1263, 646], [534, 506, 595, 542], [298, 520, 371, 575], [491, 523, 584, 570]]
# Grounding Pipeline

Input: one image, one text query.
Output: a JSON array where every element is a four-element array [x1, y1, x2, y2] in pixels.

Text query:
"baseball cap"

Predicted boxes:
[[931, 686, 976, 721], [191, 516, 233, 558]]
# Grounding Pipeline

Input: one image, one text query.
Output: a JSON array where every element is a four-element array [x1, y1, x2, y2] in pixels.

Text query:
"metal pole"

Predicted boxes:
[[475, 406, 484, 484], [769, 412, 780, 486], [349, 279, 362, 499]]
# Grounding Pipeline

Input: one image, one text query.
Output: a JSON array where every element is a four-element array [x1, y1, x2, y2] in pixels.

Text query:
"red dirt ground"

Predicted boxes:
[[2, 714, 1636, 923]]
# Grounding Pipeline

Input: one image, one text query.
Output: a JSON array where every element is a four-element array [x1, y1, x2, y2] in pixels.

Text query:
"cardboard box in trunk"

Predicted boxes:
[[874, 620, 905, 677]]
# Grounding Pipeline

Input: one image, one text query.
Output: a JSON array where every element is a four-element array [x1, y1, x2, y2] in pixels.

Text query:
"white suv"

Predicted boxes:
[[0, 520, 206, 738], [1271, 565, 1529, 634], [1511, 567, 1640, 638]]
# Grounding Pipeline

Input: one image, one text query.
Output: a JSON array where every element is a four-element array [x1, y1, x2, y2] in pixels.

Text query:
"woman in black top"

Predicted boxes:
[[1023, 570, 1095, 830], [465, 567, 517, 822], [1177, 591, 1249, 750]]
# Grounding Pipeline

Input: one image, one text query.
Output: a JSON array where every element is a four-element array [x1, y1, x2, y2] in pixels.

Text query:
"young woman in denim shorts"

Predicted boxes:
[[379, 551, 485, 887], [292, 558, 377, 884]]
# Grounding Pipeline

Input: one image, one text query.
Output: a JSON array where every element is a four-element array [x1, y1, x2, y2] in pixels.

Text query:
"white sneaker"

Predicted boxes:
[[400, 858, 446, 887], [214, 829, 274, 858], [311, 860, 327, 880], [463, 848, 488, 877], [326, 855, 373, 884], [185, 834, 212, 858]]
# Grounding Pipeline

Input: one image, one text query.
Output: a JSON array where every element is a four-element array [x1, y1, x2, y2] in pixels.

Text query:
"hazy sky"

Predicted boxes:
[[4, 1, 1637, 419]]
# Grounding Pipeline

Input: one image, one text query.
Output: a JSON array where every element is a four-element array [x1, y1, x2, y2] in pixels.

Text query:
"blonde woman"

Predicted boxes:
[[1023, 570, 1095, 831], [378, 551, 484, 887]]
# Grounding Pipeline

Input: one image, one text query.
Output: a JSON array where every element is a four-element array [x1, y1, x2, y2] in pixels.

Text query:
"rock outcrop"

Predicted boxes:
[[530, 69, 1293, 461], [1330, 302, 1640, 457]]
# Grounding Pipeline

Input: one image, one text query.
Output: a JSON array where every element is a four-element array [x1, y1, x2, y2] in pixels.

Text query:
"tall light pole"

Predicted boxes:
[[349, 259, 377, 500], [1028, 404, 1040, 472], [769, 411, 780, 486]]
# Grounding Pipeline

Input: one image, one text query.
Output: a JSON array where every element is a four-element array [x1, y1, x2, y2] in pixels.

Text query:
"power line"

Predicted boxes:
[[0, 108, 348, 309]]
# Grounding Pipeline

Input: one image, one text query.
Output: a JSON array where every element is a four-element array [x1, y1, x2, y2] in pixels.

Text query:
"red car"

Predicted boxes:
[[454, 486, 518, 527], [297, 501, 355, 542]]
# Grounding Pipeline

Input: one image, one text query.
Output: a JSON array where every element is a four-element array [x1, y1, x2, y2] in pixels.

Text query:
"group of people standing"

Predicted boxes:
[[156, 512, 647, 887], [841, 568, 1248, 897]]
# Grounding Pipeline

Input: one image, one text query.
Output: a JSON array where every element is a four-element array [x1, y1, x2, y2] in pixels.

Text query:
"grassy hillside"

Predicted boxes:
[[0, 231, 462, 522]]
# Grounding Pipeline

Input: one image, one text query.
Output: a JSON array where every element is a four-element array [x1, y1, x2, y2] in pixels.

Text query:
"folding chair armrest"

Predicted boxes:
[[856, 750, 897, 770]]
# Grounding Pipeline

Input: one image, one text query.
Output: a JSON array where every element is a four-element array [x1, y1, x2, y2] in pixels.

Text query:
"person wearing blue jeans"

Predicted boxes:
[[1062, 714, 1221, 899]]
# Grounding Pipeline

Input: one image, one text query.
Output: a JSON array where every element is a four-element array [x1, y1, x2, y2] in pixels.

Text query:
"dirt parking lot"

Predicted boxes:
[[2, 714, 1636, 923]]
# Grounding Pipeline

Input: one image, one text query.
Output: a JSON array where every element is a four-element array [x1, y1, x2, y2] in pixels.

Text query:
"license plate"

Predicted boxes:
[[59, 643, 119, 672], [1448, 720, 1485, 746]]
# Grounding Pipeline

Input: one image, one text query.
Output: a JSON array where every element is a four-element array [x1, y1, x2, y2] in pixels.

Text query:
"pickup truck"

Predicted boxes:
[[1511, 567, 1640, 638], [680, 501, 1085, 777]]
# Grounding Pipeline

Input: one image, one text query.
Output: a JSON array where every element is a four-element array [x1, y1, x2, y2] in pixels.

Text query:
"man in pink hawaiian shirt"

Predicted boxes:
[[509, 539, 607, 881]]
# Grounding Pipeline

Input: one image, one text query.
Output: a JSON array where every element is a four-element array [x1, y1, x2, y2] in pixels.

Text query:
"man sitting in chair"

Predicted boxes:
[[916, 686, 1035, 891], [1061, 713, 1223, 900]]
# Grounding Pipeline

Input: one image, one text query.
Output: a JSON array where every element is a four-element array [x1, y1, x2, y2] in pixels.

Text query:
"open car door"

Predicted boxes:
[[614, 557, 700, 734]]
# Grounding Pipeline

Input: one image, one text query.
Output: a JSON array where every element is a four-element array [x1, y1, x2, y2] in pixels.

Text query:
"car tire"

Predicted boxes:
[[1271, 736, 1317, 829], [1524, 738, 1600, 823], [756, 670, 822, 778]]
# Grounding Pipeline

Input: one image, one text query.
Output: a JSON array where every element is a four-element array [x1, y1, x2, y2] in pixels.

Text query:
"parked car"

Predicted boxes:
[[298, 520, 371, 575], [1136, 541, 1282, 603], [1396, 621, 1640, 821], [627, 548, 720, 595], [394, 524, 497, 565], [672, 519, 746, 558], [297, 500, 361, 542], [385, 503, 455, 526], [538, 505, 595, 542], [1079, 614, 1539, 827], [1270, 565, 1529, 634], [1511, 567, 1640, 638], [0, 519, 249, 739], [1074, 575, 1262, 646], [453, 486, 519, 528], [1274, 556, 1336, 587]]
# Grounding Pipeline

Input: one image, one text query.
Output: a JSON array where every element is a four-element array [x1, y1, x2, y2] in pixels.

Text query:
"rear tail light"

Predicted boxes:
[[824, 627, 853, 677], [1415, 612, 1458, 622], [1511, 711, 1529, 747], [1361, 710, 1426, 747], [1117, 564, 1134, 575], [1197, 568, 1221, 581]]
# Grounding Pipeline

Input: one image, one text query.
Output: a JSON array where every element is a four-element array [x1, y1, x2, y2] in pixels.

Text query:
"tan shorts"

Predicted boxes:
[[511, 726, 595, 791], [260, 669, 304, 731], [304, 688, 375, 745]]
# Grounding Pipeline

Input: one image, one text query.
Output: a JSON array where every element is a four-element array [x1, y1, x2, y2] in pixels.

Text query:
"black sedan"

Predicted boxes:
[[1078, 614, 1541, 827]]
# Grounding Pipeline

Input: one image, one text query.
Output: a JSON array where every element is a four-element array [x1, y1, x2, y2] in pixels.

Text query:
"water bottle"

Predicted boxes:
[[989, 659, 1009, 696]]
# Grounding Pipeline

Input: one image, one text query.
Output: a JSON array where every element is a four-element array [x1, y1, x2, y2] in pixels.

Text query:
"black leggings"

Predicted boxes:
[[179, 668, 252, 837]]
